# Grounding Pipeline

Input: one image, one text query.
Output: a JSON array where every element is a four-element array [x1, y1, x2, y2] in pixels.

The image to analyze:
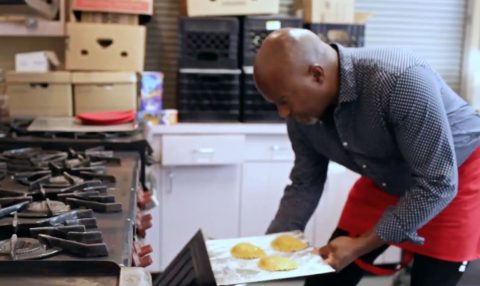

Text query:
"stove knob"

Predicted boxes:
[[137, 189, 153, 210], [135, 213, 153, 237], [134, 241, 153, 257], [132, 253, 152, 267]]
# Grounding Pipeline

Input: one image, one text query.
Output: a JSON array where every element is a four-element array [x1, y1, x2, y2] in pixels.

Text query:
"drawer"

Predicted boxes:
[[161, 135, 245, 165], [245, 135, 294, 161]]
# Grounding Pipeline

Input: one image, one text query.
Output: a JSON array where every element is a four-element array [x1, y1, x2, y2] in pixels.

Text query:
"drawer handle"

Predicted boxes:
[[193, 148, 216, 155], [271, 145, 289, 152]]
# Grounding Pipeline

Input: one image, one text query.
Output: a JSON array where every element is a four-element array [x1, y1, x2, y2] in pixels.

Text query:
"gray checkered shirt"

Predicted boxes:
[[267, 44, 480, 244]]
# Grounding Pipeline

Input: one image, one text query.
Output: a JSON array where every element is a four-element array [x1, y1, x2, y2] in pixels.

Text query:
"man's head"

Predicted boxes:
[[254, 28, 340, 125]]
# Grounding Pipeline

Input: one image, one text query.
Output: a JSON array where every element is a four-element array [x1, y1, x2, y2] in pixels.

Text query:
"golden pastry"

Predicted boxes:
[[258, 255, 298, 271], [230, 242, 266, 259], [271, 234, 308, 252]]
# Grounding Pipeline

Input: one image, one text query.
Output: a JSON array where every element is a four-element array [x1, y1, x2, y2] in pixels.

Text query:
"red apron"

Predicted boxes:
[[338, 147, 480, 270]]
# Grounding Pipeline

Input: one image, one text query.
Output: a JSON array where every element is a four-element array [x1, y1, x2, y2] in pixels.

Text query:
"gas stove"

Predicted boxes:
[[0, 146, 140, 266], [0, 118, 152, 187]]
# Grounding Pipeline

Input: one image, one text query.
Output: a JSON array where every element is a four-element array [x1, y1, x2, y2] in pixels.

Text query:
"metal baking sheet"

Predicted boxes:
[[27, 117, 138, 133], [206, 230, 334, 285], [0, 260, 120, 286]]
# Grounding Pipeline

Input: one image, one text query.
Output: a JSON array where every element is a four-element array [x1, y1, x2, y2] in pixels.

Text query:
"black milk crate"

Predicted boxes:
[[177, 69, 241, 122], [179, 17, 239, 69], [242, 15, 303, 66], [240, 67, 283, 122], [305, 23, 365, 47]]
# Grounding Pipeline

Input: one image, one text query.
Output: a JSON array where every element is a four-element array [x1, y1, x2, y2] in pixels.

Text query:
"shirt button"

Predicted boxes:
[[381, 182, 387, 187], [319, 120, 324, 125], [342, 141, 348, 147], [362, 164, 367, 169]]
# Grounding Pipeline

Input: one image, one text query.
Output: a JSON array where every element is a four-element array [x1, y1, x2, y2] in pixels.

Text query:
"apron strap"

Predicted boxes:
[[354, 250, 414, 276]]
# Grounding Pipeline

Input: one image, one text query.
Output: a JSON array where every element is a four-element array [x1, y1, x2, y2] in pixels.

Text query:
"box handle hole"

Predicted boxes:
[[81, 49, 89, 55], [121, 51, 128, 57], [97, 38, 113, 48]]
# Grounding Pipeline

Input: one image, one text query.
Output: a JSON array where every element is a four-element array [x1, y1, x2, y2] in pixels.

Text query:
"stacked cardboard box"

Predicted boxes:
[[66, 0, 152, 115], [0, 69, 7, 121], [299, 0, 370, 47], [6, 71, 73, 117]]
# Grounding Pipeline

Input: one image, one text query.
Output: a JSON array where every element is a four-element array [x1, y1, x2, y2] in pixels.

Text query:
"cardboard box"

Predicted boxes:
[[302, 0, 355, 23], [66, 23, 146, 72], [72, 72, 138, 114], [180, 0, 280, 17], [72, 0, 153, 15], [6, 71, 73, 117], [15, 51, 60, 72], [81, 12, 139, 25]]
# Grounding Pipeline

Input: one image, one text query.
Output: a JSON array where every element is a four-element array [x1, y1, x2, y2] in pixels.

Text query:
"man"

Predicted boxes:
[[254, 28, 480, 286]]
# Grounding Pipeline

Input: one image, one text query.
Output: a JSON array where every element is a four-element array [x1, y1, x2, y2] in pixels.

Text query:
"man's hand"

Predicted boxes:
[[315, 229, 386, 271]]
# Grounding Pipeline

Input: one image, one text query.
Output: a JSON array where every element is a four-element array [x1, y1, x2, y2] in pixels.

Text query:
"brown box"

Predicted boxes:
[[72, 0, 153, 16], [72, 72, 138, 114], [66, 23, 146, 72], [80, 12, 139, 25], [6, 71, 73, 117], [302, 0, 355, 23], [180, 0, 280, 17]]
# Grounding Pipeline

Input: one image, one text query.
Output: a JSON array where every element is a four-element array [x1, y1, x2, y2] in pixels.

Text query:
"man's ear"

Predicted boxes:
[[309, 65, 325, 84]]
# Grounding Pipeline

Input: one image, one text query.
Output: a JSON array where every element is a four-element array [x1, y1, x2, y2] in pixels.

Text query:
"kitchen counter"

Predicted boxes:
[[147, 123, 287, 135]]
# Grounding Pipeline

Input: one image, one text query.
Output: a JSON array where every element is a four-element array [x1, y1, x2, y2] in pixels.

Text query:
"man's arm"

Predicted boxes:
[[267, 118, 329, 233]]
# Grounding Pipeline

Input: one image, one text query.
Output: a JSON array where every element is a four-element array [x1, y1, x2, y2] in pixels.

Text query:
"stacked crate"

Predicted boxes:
[[240, 16, 302, 122], [177, 17, 241, 122]]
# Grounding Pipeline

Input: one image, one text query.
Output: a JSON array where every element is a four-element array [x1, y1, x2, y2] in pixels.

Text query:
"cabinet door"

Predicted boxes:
[[310, 163, 359, 246], [240, 161, 293, 237], [159, 165, 241, 270]]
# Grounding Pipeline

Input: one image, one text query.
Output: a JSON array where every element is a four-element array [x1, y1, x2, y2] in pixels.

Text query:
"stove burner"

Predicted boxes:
[[0, 234, 60, 260], [38, 234, 108, 258], [17, 199, 70, 218]]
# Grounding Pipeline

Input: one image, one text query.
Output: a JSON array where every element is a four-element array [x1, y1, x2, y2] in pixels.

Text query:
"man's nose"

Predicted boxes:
[[277, 105, 291, 118]]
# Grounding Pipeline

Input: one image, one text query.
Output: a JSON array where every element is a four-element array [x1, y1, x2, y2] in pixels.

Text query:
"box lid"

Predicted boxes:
[[15, 51, 61, 68], [72, 0, 153, 15], [72, 72, 138, 84], [6, 71, 71, 83]]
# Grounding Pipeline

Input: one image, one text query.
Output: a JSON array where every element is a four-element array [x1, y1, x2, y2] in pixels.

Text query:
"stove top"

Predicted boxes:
[[0, 119, 151, 187], [0, 147, 139, 266]]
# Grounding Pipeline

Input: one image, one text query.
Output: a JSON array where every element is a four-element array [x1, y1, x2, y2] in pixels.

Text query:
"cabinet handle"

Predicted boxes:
[[271, 145, 289, 152], [193, 148, 216, 154], [167, 171, 174, 194]]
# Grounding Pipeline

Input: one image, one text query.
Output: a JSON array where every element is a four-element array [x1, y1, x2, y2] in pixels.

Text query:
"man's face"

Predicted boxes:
[[257, 68, 331, 125]]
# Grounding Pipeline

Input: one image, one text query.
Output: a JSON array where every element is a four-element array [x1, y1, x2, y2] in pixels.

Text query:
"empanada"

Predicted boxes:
[[258, 255, 298, 271], [271, 234, 308, 252], [230, 242, 266, 259]]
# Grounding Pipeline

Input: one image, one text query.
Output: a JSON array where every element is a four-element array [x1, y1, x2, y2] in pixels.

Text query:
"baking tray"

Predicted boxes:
[[0, 260, 121, 286]]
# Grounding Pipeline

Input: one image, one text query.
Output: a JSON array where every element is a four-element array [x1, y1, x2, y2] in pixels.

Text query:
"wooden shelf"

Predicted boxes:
[[0, 0, 66, 37], [0, 18, 65, 37]]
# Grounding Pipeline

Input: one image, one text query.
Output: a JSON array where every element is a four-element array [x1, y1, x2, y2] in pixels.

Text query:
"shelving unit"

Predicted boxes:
[[0, 0, 66, 37]]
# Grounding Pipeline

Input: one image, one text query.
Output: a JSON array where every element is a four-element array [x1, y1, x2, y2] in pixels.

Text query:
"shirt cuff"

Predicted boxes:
[[375, 206, 425, 245]]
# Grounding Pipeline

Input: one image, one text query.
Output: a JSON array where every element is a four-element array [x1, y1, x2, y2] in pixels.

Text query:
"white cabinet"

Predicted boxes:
[[158, 165, 241, 270], [240, 161, 293, 237], [310, 164, 359, 246]]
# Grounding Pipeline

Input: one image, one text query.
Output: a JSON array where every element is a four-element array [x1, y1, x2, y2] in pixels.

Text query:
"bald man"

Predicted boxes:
[[254, 28, 480, 286]]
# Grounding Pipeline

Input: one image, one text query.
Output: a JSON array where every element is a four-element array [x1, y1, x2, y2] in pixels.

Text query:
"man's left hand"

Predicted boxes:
[[316, 236, 362, 271], [315, 229, 386, 271]]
